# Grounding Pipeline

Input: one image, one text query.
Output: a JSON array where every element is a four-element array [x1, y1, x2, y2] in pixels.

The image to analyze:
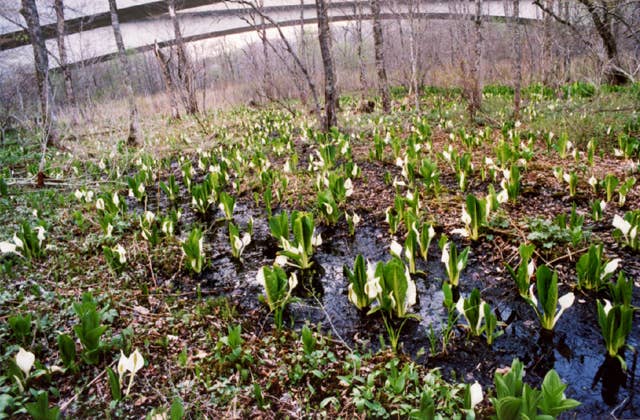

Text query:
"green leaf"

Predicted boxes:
[[495, 396, 522, 420], [57, 334, 76, 369], [106, 367, 122, 401], [25, 392, 60, 420], [170, 397, 185, 420]]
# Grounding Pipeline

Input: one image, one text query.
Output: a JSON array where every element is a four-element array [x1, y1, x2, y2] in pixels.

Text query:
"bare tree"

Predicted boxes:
[[315, 0, 337, 131], [534, 0, 632, 84], [468, 0, 484, 118], [371, 0, 390, 113], [54, 0, 75, 108], [20, 0, 57, 147], [108, 0, 140, 146], [168, 0, 199, 113], [229, 0, 322, 119], [257, 0, 272, 99], [154, 42, 181, 119], [354, 1, 368, 94], [408, 0, 421, 111], [506, 0, 523, 118]]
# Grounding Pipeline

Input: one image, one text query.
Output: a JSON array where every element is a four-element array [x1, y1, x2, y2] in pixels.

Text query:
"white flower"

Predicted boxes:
[[233, 235, 243, 251], [365, 263, 382, 299], [117, 350, 128, 383], [96, 198, 105, 211], [428, 225, 436, 239], [612, 215, 631, 238], [16, 348, 35, 377], [34, 226, 45, 245], [348, 284, 359, 306], [563, 173, 571, 184], [0, 241, 18, 255], [241, 232, 251, 247], [114, 244, 127, 264], [405, 273, 416, 308], [390, 240, 403, 257], [392, 177, 406, 187], [323, 202, 333, 215], [351, 213, 361, 226], [461, 207, 472, 226], [553, 292, 575, 326], [602, 258, 619, 278], [528, 284, 538, 308], [602, 299, 613, 315], [496, 189, 509, 204], [441, 243, 450, 266], [588, 176, 597, 188], [274, 255, 288, 266], [283, 160, 291, 173], [13, 234, 23, 249], [470, 381, 483, 408], [144, 211, 155, 225], [527, 260, 535, 278], [600, 201, 606, 211], [630, 226, 637, 241], [344, 178, 354, 197], [288, 272, 298, 290], [311, 233, 322, 247], [74, 190, 84, 201], [112, 192, 120, 207], [351, 163, 359, 177]]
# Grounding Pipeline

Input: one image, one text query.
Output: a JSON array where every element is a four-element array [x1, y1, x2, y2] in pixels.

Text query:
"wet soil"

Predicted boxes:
[[147, 192, 639, 418], [134, 138, 640, 418]]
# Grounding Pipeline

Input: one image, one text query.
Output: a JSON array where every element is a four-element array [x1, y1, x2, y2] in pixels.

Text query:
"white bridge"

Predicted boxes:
[[0, 0, 542, 69]]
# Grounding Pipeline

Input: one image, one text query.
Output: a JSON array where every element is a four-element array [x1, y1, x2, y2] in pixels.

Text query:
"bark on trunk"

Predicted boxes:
[[54, 0, 75, 107], [542, 0, 553, 85], [512, 0, 522, 119], [408, 0, 420, 111], [469, 0, 483, 119], [354, 2, 367, 93], [315, 0, 337, 131], [371, 0, 390, 113], [20, 0, 56, 146], [258, 0, 272, 99], [577, 0, 629, 84], [108, 0, 140, 146], [154, 42, 181, 119], [168, 0, 199, 113]]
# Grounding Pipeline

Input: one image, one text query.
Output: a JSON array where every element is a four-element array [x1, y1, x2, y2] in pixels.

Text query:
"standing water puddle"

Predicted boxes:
[[151, 195, 639, 417]]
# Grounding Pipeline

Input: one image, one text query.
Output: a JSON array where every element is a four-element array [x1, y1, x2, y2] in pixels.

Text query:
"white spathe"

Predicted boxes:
[[16, 347, 35, 377]]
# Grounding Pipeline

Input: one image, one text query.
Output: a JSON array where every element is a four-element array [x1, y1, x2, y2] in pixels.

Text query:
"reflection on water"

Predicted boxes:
[[592, 354, 627, 406]]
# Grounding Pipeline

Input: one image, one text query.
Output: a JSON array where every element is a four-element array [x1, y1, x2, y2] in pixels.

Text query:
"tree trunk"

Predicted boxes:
[[408, 0, 420, 111], [370, 0, 390, 113], [469, 0, 483, 119], [168, 0, 199, 113], [354, 2, 367, 94], [153, 42, 181, 119], [512, 0, 522, 119], [54, 0, 75, 108], [577, 0, 629, 84], [20, 0, 57, 146], [108, 0, 140, 147], [258, 0, 272, 99], [542, 0, 553, 85], [315, 0, 337, 131]]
